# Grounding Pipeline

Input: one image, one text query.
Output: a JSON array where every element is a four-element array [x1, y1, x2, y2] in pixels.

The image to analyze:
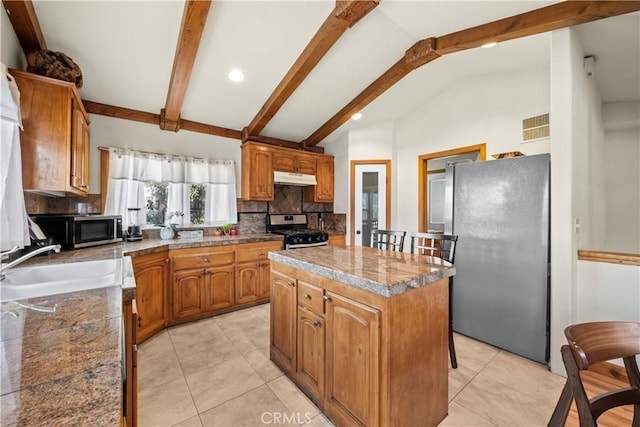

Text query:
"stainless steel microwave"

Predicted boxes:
[[32, 214, 123, 250]]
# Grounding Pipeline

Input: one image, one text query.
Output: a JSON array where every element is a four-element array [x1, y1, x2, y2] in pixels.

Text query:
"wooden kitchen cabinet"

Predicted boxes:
[[236, 241, 281, 304], [241, 142, 274, 201], [171, 247, 235, 323], [270, 268, 297, 376], [123, 299, 138, 427], [305, 156, 334, 203], [296, 306, 325, 404], [273, 149, 317, 175], [11, 70, 90, 196], [132, 251, 169, 343], [324, 292, 380, 427], [328, 235, 346, 247]]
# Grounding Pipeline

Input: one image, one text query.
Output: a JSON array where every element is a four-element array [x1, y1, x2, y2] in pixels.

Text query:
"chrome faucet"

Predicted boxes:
[[0, 244, 61, 280]]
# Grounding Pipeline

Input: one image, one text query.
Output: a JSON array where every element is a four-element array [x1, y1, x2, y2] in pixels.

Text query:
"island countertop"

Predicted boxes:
[[268, 245, 455, 297]]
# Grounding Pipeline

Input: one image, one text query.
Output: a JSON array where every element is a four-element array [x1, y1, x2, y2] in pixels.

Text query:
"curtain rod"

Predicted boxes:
[[97, 146, 234, 163]]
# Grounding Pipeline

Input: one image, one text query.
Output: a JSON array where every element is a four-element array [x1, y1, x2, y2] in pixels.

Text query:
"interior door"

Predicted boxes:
[[353, 164, 387, 247]]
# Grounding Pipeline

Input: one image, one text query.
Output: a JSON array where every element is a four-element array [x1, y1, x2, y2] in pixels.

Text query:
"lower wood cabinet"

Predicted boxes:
[[328, 235, 346, 247], [270, 261, 448, 427], [132, 251, 169, 343], [123, 299, 138, 427]]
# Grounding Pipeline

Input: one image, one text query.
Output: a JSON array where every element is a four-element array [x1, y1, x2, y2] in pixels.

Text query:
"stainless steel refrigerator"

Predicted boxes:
[[444, 154, 550, 363]]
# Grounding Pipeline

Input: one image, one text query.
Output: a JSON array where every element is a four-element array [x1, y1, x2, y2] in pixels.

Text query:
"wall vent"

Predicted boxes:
[[522, 113, 550, 142]]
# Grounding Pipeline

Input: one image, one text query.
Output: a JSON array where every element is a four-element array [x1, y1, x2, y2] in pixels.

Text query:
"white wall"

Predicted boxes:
[[603, 102, 640, 253], [321, 132, 348, 214], [88, 114, 242, 194], [394, 67, 550, 234], [1, 7, 25, 70]]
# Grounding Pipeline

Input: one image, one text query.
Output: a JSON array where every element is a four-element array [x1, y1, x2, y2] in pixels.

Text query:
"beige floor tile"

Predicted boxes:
[[453, 333, 500, 372], [215, 309, 263, 335], [476, 350, 566, 407], [138, 350, 185, 391], [199, 384, 295, 427], [138, 376, 198, 427], [175, 334, 241, 376], [138, 330, 175, 360], [454, 375, 555, 427], [173, 415, 203, 427], [439, 401, 496, 426], [300, 413, 335, 426], [448, 365, 477, 402], [186, 356, 264, 413], [244, 346, 284, 383], [267, 376, 320, 419], [168, 318, 226, 348]]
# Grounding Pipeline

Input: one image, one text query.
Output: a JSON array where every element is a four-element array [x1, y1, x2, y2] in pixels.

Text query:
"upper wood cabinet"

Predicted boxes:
[[273, 149, 317, 175], [241, 143, 274, 201], [11, 70, 90, 196], [242, 142, 334, 203]]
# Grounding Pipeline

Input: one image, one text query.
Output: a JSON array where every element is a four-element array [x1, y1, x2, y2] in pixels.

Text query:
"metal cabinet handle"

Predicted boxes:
[[287, 281, 295, 287], [303, 293, 311, 299], [313, 320, 321, 327], [165, 258, 169, 264], [203, 258, 209, 262], [137, 316, 142, 328], [133, 344, 138, 353], [322, 295, 331, 302]]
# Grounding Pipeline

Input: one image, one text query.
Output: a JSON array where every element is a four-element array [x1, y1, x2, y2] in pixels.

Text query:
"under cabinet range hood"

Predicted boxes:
[[273, 171, 317, 186]]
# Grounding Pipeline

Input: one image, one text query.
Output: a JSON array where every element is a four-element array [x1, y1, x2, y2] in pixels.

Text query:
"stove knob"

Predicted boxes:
[[307, 236, 313, 243]]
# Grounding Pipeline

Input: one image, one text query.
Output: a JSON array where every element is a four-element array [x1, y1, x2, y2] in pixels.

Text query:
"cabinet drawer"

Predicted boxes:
[[236, 242, 282, 263], [298, 280, 324, 314], [172, 251, 234, 270]]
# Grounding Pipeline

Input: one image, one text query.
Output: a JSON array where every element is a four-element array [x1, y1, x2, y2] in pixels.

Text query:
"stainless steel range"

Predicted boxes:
[[267, 214, 329, 249]]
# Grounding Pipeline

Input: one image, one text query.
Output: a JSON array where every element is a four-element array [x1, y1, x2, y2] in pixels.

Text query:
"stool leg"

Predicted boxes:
[[449, 278, 457, 369], [547, 381, 573, 427]]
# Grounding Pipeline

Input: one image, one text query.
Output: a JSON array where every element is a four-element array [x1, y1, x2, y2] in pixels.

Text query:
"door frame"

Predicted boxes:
[[350, 160, 391, 246], [418, 144, 486, 232]]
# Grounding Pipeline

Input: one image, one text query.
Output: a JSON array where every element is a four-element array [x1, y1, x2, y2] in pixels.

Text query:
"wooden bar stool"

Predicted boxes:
[[410, 232, 459, 369], [548, 321, 640, 427]]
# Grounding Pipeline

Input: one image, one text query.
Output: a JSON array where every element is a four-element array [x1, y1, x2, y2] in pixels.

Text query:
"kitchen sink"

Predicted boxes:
[[0, 259, 124, 302]]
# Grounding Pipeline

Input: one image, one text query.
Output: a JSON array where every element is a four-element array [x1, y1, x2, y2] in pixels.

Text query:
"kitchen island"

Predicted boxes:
[[268, 246, 455, 427]]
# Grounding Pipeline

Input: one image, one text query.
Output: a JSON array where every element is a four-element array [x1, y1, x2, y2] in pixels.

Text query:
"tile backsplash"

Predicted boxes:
[[24, 184, 346, 235]]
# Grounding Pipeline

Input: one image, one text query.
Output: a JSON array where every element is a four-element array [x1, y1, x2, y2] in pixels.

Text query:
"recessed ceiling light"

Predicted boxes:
[[228, 69, 245, 82], [481, 42, 497, 49], [351, 112, 363, 120]]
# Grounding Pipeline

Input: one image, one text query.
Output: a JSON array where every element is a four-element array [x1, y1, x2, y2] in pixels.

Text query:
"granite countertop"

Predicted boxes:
[[1, 233, 283, 426], [21, 233, 284, 266], [269, 246, 455, 297]]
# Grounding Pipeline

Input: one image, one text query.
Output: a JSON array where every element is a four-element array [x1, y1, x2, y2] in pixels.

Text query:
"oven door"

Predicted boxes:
[[285, 241, 329, 250], [73, 217, 120, 248]]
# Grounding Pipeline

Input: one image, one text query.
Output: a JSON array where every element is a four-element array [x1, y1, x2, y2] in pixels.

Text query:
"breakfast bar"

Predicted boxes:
[[268, 245, 456, 427]]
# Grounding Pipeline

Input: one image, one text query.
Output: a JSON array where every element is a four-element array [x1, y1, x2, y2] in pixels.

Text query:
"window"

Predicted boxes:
[[144, 183, 207, 226]]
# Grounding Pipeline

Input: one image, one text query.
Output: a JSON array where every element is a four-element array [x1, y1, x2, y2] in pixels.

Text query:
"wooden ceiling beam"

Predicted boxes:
[[2, 0, 46, 53], [303, 0, 640, 147], [161, 0, 212, 132], [244, 0, 379, 139]]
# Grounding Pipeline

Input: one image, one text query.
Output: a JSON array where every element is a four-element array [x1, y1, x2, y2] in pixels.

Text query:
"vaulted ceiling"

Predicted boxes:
[[4, 1, 639, 151]]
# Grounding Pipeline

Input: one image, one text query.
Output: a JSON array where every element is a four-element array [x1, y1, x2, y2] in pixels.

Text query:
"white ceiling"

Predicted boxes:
[[29, 1, 639, 145]]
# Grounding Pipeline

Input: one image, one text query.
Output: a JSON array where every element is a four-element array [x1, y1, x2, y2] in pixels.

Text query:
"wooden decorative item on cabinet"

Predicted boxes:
[[123, 298, 138, 427], [272, 148, 317, 175], [170, 247, 235, 323], [304, 156, 334, 203], [132, 251, 169, 343], [241, 142, 274, 201], [10, 69, 90, 196], [270, 262, 448, 427], [235, 241, 282, 305]]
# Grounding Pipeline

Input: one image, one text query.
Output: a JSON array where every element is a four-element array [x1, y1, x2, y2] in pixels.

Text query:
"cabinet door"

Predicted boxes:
[[204, 265, 235, 312], [273, 151, 297, 173], [133, 253, 169, 343], [304, 157, 334, 203], [257, 261, 271, 300], [296, 307, 324, 401], [242, 145, 273, 200], [296, 155, 317, 175], [172, 268, 206, 321], [325, 292, 380, 427], [71, 106, 89, 194], [270, 269, 297, 374], [236, 262, 260, 305], [123, 299, 138, 427]]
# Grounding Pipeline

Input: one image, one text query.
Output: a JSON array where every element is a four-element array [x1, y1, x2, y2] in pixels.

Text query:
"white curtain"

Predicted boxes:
[[0, 65, 30, 251], [104, 148, 237, 227]]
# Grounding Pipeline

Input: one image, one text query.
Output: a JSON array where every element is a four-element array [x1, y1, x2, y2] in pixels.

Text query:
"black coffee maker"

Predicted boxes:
[[125, 208, 143, 242]]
